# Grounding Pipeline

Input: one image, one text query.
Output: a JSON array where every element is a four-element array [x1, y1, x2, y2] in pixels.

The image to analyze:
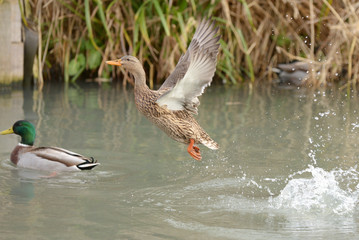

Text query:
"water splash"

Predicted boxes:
[[270, 165, 359, 215]]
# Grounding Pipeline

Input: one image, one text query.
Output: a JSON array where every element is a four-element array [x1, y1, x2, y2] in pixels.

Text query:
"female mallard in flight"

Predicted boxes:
[[0, 120, 99, 171], [106, 19, 220, 160]]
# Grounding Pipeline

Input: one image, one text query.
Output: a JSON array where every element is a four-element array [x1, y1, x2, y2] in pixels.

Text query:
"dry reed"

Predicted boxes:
[[24, 0, 359, 87]]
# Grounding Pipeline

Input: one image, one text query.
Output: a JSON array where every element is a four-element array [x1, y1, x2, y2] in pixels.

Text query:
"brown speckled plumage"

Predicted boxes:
[[134, 85, 218, 148], [107, 19, 220, 160]]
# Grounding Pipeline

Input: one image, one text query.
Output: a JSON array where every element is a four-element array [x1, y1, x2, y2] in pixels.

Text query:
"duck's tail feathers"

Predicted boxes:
[[77, 157, 100, 170], [201, 138, 219, 150]]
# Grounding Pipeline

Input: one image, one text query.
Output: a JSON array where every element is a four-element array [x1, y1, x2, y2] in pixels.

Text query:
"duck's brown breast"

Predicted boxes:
[[10, 144, 32, 165]]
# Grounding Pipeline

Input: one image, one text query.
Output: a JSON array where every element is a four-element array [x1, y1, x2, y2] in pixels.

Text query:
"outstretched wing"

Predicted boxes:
[[157, 19, 220, 114]]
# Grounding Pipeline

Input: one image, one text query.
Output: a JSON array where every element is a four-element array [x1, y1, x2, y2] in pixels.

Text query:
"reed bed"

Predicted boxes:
[[25, 0, 359, 87]]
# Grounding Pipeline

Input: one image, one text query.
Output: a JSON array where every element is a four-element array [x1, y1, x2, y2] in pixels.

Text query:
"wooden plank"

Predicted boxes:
[[11, 0, 22, 42], [0, 0, 24, 84], [11, 42, 24, 81]]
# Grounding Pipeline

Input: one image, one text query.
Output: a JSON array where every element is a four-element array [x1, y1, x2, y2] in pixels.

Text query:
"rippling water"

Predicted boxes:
[[0, 83, 359, 239]]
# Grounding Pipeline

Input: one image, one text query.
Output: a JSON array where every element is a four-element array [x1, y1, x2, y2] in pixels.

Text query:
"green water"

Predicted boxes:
[[0, 83, 358, 239]]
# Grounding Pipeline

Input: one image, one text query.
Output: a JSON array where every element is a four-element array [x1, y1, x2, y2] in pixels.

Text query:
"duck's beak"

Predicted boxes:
[[0, 127, 14, 135], [106, 59, 122, 66]]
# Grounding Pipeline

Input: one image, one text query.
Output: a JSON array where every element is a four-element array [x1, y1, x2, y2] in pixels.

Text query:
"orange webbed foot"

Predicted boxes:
[[187, 139, 202, 161]]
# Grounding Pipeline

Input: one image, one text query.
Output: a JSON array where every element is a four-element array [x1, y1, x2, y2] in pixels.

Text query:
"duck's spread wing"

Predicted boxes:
[[157, 20, 220, 114], [158, 53, 190, 91], [31, 147, 96, 167]]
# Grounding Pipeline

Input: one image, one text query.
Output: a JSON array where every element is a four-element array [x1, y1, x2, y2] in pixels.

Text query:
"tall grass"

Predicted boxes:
[[25, 0, 359, 87]]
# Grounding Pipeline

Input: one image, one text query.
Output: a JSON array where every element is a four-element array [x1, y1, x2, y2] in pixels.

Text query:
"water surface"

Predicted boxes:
[[0, 83, 359, 239]]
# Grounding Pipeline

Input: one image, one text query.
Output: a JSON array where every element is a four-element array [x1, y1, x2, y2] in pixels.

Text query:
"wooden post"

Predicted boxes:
[[0, 0, 24, 84]]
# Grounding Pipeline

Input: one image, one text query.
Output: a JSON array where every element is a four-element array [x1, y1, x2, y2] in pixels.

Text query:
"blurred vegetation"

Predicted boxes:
[[23, 0, 359, 88]]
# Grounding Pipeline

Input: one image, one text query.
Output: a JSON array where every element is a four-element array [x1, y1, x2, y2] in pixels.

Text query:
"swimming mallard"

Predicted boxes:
[[272, 61, 310, 86], [106, 19, 220, 160], [0, 120, 99, 171]]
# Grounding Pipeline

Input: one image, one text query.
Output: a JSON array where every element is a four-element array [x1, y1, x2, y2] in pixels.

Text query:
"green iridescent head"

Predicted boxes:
[[0, 120, 36, 146]]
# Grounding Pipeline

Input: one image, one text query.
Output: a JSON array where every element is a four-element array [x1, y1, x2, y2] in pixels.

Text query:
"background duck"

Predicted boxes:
[[106, 19, 220, 161], [0, 120, 99, 172], [272, 61, 310, 87]]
